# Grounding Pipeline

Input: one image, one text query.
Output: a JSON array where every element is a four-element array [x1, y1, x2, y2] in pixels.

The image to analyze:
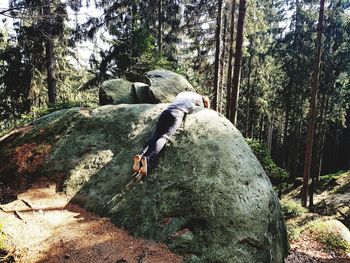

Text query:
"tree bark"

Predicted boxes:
[[158, 0, 162, 53], [301, 0, 325, 207], [230, 0, 246, 126], [219, 11, 228, 114], [226, 0, 236, 119], [314, 94, 329, 180], [245, 36, 253, 137], [310, 95, 329, 207], [267, 117, 274, 154], [44, 0, 56, 105], [212, 0, 223, 111]]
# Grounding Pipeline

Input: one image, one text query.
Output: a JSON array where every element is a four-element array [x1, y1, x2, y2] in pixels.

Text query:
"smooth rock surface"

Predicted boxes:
[[99, 79, 136, 105], [145, 69, 195, 103], [0, 105, 288, 263]]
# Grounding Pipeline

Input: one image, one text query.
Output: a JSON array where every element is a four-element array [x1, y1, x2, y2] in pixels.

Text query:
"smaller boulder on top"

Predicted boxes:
[[99, 79, 136, 105], [145, 69, 195, 103], [99, 70, 195, 105]]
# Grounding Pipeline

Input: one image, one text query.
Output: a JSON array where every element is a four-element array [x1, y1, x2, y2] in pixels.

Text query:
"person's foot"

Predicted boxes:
[[139, 156, 148, 176], [133, 155, 142, 172]]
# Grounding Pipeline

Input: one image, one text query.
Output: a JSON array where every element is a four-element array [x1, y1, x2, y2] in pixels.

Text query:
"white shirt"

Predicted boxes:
[[167, 91, 204, 113]]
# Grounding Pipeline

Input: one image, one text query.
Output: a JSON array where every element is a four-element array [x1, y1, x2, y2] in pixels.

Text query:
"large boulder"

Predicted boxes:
[[145, 69, 195, 103], [99, 79, 137, 105], [0, 105, 288, 262], [99, 70, 195, 106]]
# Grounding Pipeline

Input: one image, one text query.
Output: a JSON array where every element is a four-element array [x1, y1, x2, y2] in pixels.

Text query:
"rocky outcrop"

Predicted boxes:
[[0, 105, 288, 263], [99, 70, 195, 105], [145, 69, 195, 103], [99, 79, 136, 105]]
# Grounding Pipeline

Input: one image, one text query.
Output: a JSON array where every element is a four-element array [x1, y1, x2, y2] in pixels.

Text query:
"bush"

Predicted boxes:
[[280, 199, 307, 220], [246, 139, 289, 194], [307, 219, 350, 253], [285, 221, 303, 241], [0, 100, 97, 137]]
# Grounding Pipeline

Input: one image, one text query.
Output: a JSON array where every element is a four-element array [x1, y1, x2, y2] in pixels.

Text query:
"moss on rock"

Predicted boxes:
[[0, 104, 289, 262]]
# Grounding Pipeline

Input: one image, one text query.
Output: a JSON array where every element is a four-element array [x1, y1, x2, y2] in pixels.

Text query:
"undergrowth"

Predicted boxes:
[[246, 139, 289, 195], [307, 219, 350, 253], [280, 199, 307, 241], [0, 100, 97, 138]]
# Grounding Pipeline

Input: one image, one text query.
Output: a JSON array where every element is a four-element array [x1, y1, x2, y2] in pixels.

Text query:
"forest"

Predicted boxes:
[[1, 0, 350, 262]]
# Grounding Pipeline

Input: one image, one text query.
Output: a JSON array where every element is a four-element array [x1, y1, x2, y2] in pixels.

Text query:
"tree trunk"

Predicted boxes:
[[333, 119, 340, 170], [258, 113, 264, 142], [290, 118, 302, 180], [314, 94, 329, 180], [218, 11, 228, 114], [310, 94, 329, 207], [213, 0, 223, 111], [44, 0, 56, 105], [267, 117, 274, 155], [301, 0, 325, 207], [158, 0, 162, 53], [230, 0, 246, 126], [226, 0, 236, 119], [245, 36, 253, 137]]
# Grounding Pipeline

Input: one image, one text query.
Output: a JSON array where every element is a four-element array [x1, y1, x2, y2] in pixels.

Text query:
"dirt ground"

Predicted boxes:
[[2, 178, 350, 263], [0, 179, 182, 263], [285, 227, 350, 263], [285, 234, 350, 263]]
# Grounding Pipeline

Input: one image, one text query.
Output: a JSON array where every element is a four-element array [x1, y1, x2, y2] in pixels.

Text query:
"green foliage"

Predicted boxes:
[[85, 26, 174, 86], [280, 199, 307, 220], [246, 139, 289, 185], [314, 170, 346, 192], [307, 220, 350, 253], [0, 0, 89, 125], [285, 220, 303, 241], [0, 99, 97, 137]]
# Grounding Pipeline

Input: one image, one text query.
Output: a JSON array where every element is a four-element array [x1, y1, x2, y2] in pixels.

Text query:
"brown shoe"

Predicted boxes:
[[133, 155, 142, 172], [139, 156, 148, 176]]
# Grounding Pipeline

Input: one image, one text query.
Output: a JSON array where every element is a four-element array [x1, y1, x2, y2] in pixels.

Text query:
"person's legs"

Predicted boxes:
[[138, 109, 184, 175]]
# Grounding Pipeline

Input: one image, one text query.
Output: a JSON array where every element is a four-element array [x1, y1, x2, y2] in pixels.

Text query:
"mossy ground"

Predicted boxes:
[[283, 171, 350, 262]]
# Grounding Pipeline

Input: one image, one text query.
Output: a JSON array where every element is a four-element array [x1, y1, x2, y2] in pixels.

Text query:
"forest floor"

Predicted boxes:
[[285, 171, 350, 263], [285, 227, 350, 263], [0, 178, 182, 263], [1, 173, 350, 262]]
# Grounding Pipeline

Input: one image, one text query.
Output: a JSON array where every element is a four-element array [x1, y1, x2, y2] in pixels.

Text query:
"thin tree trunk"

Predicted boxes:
[[267, 117, 274, 155], [44, 0, 56, 105], [333, 119, 340, 170], [219, 11, 228, 114], [158, 0, 162, 53], [258, 114, 264, 142], [291, 118, 302, 180], [245, 36, 253, 137], [213, 0, 223, 111], [286, 101, 298, 172], [314, 94, 329, 180], [230, 0, 246, 126], [301, 0, 325, 207], [310, 94, 329, 207], [226, 0, 236, 119], [282, 97, 291, 169]]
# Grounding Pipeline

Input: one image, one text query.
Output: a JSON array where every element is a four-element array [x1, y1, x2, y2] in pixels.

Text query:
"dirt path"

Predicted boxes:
[[285, 232, 350, 263], [2, 179, 350, 262], [0, 180, 182, 263]]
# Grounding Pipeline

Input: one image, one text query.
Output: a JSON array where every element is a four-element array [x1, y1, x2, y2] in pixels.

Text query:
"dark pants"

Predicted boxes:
[[140, 109, 185, 167]]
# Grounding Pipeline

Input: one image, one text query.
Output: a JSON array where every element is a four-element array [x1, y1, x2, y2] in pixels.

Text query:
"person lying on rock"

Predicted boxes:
[[133, 91, 210, 176]]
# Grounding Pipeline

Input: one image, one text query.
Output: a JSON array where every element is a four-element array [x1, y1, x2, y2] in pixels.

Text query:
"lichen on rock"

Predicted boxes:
[[0, 103, 288, 262]]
